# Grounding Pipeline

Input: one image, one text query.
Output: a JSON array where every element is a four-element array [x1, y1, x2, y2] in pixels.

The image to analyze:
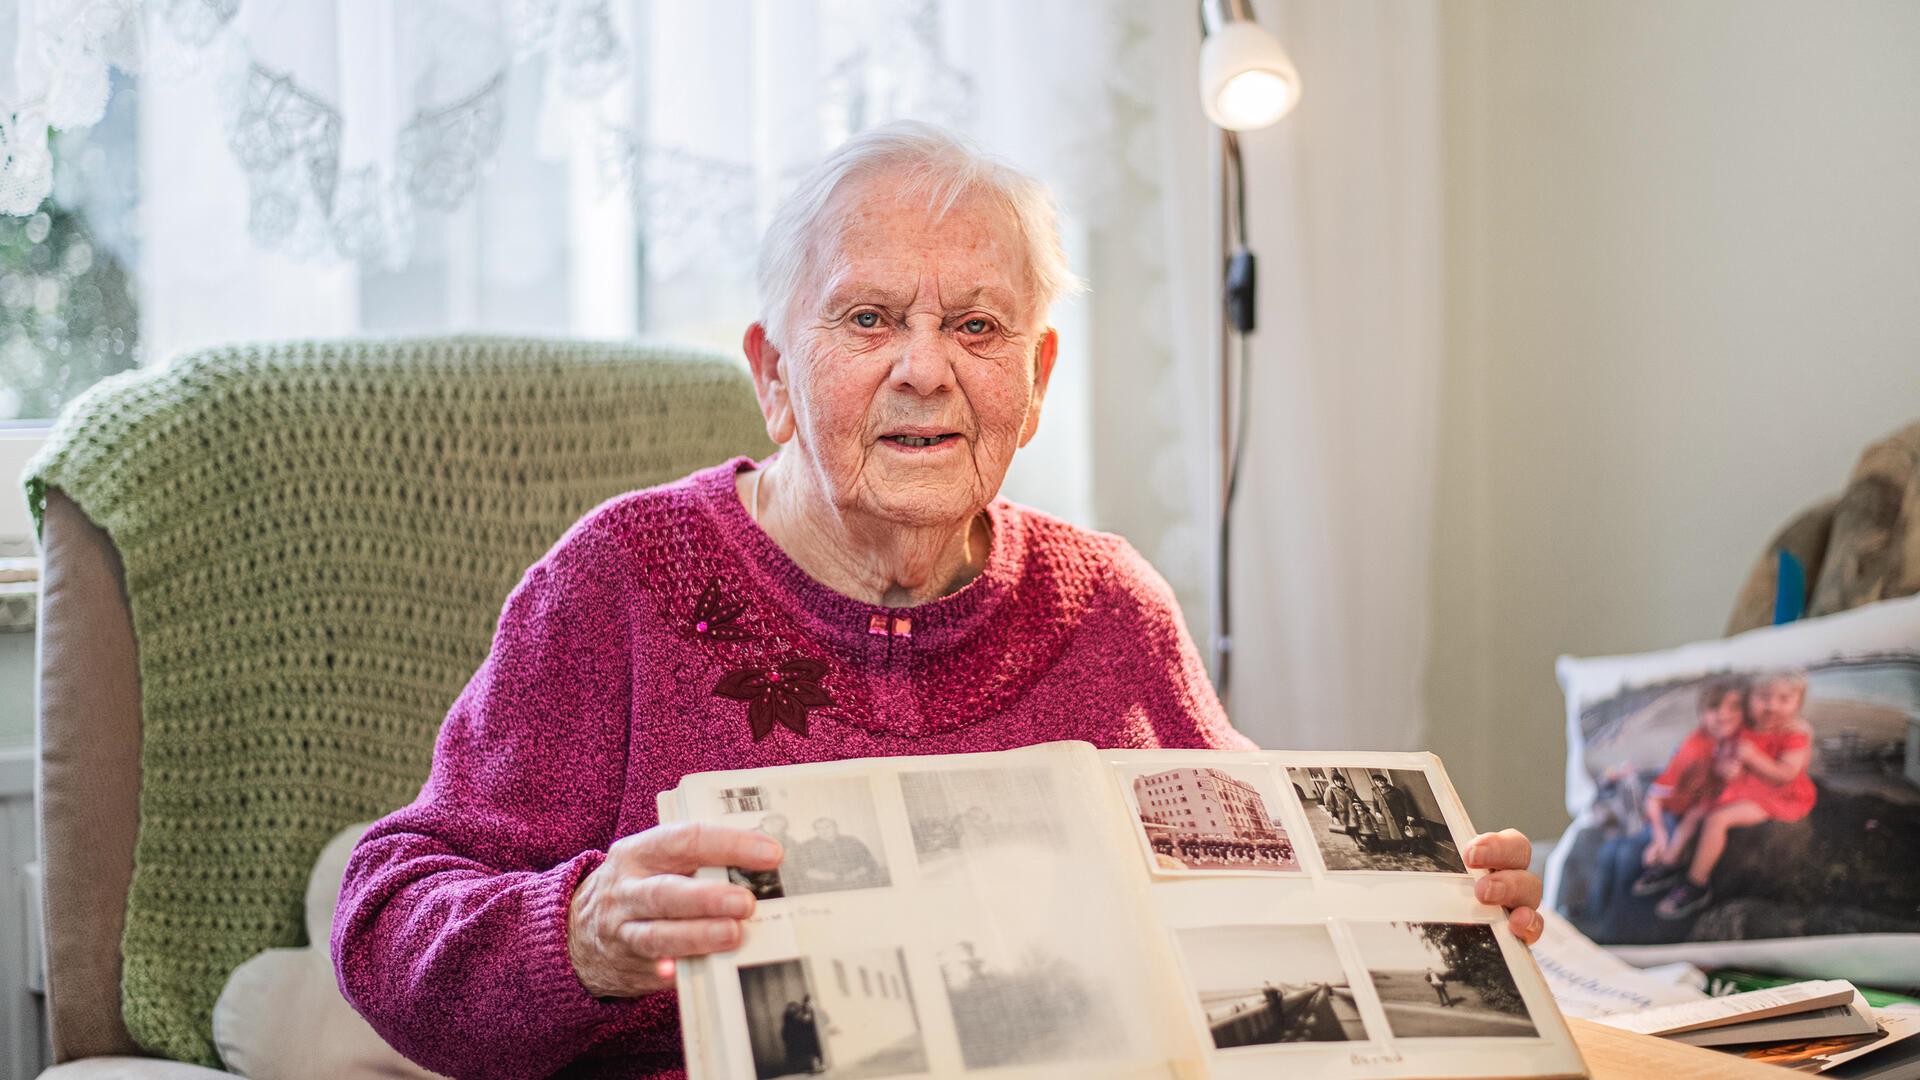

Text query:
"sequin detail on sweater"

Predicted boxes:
[[331, 457, 1253, 1080]]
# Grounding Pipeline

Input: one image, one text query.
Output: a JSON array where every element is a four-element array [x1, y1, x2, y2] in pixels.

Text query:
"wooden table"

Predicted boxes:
[[1571, 1018, 1788, 1079]]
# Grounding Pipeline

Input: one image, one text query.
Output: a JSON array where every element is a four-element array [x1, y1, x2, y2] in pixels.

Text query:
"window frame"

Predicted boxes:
[[0, 427, 49, 539]]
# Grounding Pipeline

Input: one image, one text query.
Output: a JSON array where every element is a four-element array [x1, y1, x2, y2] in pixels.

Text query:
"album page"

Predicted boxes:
[[1103, 748, 1588, 1080], [666, 741, 1207, 1080]]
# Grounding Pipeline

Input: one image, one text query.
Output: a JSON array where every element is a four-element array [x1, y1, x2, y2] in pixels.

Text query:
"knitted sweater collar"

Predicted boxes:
[[696, 455, 1027, 656]]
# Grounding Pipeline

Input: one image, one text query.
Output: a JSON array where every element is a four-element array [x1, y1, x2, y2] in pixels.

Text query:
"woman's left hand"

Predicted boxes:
[[1465, 829, 1546, 945]]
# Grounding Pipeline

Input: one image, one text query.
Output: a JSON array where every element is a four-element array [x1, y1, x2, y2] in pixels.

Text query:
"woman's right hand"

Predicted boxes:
[[567, 822, 783, 998]]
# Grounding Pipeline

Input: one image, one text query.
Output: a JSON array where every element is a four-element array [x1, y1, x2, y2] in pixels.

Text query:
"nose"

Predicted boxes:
[[891, 319, 956, 397]]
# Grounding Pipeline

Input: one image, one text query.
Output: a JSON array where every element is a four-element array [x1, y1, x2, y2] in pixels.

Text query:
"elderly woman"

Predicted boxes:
[[331, 121, 1543, 1079]]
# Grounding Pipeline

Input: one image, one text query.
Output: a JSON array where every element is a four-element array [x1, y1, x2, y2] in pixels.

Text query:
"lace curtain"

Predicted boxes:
[[8, 0, 1460, 757], [3, 0, 1224, 644], [5, 1, 1108, 263]]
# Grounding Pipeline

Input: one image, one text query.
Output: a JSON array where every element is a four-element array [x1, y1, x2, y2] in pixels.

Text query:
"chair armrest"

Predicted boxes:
[[36, 1057, 234, 1078]]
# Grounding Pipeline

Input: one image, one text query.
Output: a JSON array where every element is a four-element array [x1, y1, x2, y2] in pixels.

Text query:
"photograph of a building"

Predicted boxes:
[[1125, 764, 1300, 873], [738, 947, 927, 1079]]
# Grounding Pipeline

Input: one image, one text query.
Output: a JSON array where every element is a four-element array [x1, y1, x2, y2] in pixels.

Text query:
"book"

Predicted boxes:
[[659, 740, 1589, 1079], [1725, 1007, 1920, 1075], [1595, 979, 1858, 1037], [1668, 994, 1877, 1047]]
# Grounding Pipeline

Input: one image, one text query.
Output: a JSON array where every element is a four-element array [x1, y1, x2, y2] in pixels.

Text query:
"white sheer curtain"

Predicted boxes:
[[6, 0, 1229, 633], [1224, 0, 1445, 751], [9, 0, 1452, 750], [92, 0, 1156, 528]]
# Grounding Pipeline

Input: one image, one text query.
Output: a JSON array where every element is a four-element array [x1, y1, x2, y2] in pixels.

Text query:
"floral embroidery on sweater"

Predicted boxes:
[[688, 578, 755, 641], [713, 657, 835, 739]]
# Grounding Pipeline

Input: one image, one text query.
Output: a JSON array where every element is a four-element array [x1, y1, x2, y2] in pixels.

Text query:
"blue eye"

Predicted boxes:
[[961, 317, 991, 335], [853, 311, 880, 329]]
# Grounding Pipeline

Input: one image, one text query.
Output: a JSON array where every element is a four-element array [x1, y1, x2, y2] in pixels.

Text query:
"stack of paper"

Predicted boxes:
[[1594, 981, 1920, 1076]]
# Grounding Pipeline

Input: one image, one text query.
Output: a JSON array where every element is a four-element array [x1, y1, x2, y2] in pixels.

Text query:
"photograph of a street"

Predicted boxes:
[[1347, 922, 1537, 1038], [1175, 924, 1370, 1048]]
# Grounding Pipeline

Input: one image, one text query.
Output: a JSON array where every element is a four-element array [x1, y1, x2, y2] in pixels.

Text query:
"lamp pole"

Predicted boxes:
[[1196, 0, 1298, 705]]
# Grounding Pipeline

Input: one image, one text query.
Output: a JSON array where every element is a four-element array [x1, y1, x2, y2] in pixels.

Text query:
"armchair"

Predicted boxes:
[[27, 336, 769, 1076]]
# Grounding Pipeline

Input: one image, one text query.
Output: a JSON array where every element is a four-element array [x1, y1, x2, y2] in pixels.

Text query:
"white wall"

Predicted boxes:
[[1428, 0, 1920, 839]]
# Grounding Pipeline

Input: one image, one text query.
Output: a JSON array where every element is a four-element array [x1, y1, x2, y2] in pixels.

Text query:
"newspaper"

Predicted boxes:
[[1527, 910, 1707, 1020]]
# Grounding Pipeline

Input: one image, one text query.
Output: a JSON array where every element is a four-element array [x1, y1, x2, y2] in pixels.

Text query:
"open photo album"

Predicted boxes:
[[661, 741, 1588, 1080]]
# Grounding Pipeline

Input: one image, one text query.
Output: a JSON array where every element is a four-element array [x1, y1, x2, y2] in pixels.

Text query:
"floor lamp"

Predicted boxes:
[[1198, 0, 1300, 703]]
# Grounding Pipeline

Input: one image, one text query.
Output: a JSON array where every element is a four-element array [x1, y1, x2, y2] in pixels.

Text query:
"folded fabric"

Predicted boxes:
[[214, 823, 445, 1080]]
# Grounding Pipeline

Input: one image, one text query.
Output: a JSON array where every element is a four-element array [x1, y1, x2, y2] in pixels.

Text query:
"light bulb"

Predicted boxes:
[[1198, 18, 1301, 131], [1213, 69, 1294, 131]]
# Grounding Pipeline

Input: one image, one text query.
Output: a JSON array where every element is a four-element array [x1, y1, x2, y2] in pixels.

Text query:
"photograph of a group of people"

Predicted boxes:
[[719, 778, 892, 901], [1175, 920, 1539, 1053], [899, 765, 1067, 881], [1117, 758, 1468, 877], [1288, 767, 1469, 873], [1558, 657, 1920, 945]]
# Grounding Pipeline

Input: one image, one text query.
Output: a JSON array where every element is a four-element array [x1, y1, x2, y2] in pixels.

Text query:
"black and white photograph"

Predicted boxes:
[[719, 777, 892, 900], [1120, 762, 1302, 874], [1174, 924, 1369, 1048], [898, 766, 1067, 873], [933, 933, 1125, 1070], [738, 949, 928, 1079], [1346, 922, 1538, 1039], [1286, 767, 1467, 873]]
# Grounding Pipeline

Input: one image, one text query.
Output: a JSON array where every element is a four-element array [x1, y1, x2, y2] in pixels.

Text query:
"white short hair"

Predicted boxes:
[[755, 120, 1083, 349]]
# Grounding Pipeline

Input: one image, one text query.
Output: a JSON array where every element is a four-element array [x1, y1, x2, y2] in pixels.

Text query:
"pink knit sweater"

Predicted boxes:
[[331, 457, 1253, 1079]]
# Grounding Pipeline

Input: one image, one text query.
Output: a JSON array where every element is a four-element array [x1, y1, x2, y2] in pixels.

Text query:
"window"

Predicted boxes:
[[833, 960, 848, 996], [1, 72, 142, 423]]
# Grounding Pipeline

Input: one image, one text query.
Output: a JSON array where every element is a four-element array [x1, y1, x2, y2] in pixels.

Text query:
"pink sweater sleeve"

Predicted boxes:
[[330, 517, 647, 1079]]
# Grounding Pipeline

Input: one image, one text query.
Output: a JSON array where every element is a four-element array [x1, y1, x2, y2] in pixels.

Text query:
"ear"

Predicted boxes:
[[743, 322, 797, 445], [1016, 327, 1059, 448]]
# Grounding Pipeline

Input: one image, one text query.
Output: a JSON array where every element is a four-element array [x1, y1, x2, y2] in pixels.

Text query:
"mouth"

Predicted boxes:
[[880, 432, 962, 449]]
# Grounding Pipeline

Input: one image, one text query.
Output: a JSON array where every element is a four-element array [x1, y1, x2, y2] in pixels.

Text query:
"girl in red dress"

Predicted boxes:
[[1657, 670, 1817, 919], [1632, 676, 1749, 897]]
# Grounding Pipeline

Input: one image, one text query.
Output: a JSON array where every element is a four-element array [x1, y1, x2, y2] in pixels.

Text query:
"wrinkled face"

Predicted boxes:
[[768, 173, 1054, 527], [1704, 691, 1746, 738], [1751, 678, 1806, 727]]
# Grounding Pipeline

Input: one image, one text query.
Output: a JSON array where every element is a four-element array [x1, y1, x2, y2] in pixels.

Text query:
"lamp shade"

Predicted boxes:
[[1198, 20, 1301, 131]]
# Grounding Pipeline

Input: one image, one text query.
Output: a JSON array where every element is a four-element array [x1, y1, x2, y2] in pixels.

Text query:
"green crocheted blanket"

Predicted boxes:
[[22, 336, 770, 1066]]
